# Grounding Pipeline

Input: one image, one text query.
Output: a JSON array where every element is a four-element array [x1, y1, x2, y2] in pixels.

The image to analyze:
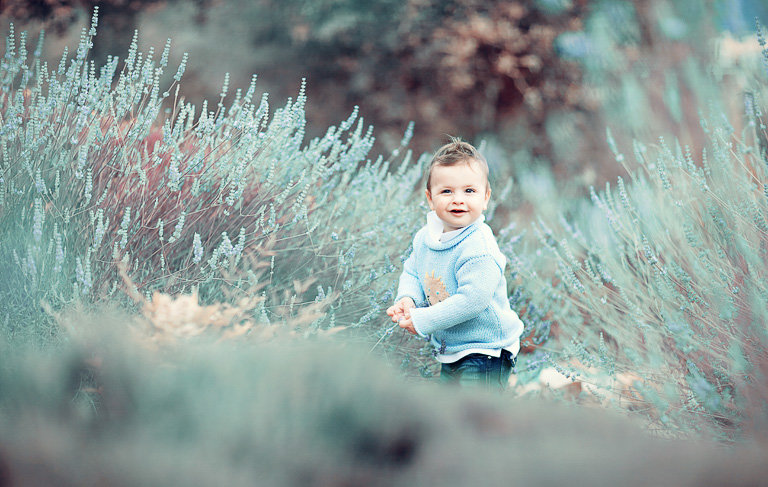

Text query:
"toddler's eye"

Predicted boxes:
[[440, 189, 452, 194], [466, 188, 476, 193]]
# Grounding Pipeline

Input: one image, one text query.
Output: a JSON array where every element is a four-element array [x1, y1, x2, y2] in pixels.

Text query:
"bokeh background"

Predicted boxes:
[[5, 0, 768, 184]]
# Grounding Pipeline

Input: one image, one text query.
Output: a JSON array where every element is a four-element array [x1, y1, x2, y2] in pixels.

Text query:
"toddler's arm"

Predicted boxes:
[[409, 255, 502, 335], [395, 242, 426, 307], [389, 233, 425, 336]]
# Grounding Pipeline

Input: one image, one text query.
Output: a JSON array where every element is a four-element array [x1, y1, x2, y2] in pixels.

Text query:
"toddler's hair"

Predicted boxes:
[[426, 136, 489, 191]]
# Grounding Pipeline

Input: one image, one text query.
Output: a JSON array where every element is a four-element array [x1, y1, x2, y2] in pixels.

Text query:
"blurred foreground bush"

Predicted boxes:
[[1, 306, 767, 486]]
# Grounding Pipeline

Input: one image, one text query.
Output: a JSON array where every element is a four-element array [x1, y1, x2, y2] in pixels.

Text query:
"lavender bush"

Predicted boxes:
[[506, 26, 768, 441], [0, 10, 423, 346]]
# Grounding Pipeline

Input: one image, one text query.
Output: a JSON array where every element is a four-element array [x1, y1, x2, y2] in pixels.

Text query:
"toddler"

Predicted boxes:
[[386, 138, 524, 390]]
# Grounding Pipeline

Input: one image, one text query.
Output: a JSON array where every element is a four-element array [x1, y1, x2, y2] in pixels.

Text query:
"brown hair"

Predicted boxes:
[[425, 136, 489, 191]]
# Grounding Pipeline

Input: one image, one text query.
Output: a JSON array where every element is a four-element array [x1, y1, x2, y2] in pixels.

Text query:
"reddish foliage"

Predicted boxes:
[[85, 118, 267, 295]]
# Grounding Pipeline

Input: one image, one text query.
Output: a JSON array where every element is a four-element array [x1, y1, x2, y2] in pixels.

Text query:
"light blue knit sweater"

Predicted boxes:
[[395, 214, 524, 356]]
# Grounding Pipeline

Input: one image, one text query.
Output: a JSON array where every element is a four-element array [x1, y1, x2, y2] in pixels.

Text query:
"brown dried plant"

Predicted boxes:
[[115, 261, 342, 350], [138, 290, 262, 345]]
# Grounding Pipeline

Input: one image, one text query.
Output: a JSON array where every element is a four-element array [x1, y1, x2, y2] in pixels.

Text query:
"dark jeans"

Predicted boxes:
[[439, 350, 516, 390]]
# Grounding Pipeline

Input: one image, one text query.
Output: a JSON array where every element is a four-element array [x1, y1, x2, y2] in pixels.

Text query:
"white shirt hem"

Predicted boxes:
[[435, 340, 520, 364]]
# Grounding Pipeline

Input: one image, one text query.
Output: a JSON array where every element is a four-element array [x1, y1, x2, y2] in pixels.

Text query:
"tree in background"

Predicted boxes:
[[2, 0, 766, 181], [247, 0, 765, 180], [0, 0, 211, 64], [257, 0, 591, 168]]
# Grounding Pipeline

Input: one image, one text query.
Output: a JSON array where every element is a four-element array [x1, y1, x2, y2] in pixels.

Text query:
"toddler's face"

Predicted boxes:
[[425, 159, 490, 231]]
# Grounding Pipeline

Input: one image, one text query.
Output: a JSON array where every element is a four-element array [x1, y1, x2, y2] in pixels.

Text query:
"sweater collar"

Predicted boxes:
[[424, 211, 484, 250]]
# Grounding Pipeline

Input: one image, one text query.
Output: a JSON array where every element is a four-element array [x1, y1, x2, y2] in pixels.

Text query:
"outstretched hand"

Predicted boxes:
[[386, 297, 417, 335]]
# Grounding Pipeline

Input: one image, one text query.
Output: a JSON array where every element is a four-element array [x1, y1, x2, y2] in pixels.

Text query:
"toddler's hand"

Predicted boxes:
[[385, 304, 399, 321], [399, 315, 417, 335], [386, 297, 415, 323]]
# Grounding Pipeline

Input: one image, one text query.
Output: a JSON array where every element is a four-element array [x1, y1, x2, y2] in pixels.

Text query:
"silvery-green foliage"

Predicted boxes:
[[0, 12, 423, 343], [508, 96, 768, 439]]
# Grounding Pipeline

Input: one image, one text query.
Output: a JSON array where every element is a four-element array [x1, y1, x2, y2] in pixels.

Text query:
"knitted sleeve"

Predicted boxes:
[[395, 237, 427, 307], [409, 254, 501, 335]]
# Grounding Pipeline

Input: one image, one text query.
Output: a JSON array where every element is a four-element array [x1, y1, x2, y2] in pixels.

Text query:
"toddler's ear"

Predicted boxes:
[[483, 187, 491, 210], [425, 189, 435, 210]]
